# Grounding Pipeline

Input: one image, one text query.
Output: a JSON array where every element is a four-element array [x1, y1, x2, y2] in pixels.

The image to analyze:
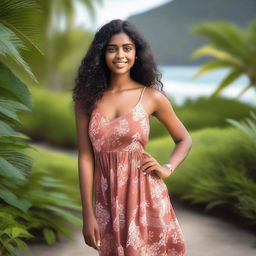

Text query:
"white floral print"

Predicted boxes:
[[88, 87, 186, 256], [132, 103, 147, 121]]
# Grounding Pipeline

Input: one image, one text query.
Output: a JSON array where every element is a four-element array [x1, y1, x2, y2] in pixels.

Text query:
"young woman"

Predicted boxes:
[[72, 19, 192, 256]]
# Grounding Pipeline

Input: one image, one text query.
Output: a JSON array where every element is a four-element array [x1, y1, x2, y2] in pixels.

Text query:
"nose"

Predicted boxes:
[[116, 48, 125, 59]]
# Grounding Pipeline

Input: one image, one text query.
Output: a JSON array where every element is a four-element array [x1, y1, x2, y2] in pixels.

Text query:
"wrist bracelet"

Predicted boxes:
[[162, 163, 174, 174]]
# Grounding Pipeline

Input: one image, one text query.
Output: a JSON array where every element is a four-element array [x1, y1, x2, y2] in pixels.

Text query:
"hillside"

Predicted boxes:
[[127, 0, 256, 65]]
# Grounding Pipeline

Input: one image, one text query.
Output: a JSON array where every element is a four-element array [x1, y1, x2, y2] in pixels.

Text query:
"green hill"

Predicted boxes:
[[127, 0, 256, 65]]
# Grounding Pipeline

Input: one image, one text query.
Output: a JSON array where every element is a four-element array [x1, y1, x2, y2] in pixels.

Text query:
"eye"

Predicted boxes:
[[124, 47, 132, 51], [107, 47, 115, 52]]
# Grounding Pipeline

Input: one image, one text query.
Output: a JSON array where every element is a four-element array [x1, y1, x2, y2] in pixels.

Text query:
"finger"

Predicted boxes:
[[88, 235, 97, 250], [140, 157, 150, 166], [141, 160, 155, 169], [140, 162, 149, 172], [91, 233, 98, 250], [145, 165, 157, 175], [95, 227, 101, 249], [142, 164, 153, 175], [84, 236, 93, 248]]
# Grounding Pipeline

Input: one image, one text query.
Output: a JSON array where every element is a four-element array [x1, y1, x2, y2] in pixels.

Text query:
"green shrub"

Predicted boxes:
[[146, 127, 256, 227], [19, 87, 76, 148], [175, 96, 256, 131], [23, 146, 79, 202], [19, 87, 256, 148], [0, 146, 82, 256]]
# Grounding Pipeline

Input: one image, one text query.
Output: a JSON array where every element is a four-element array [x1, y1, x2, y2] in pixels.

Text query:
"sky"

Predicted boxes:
[[75, 0, 172, 31]]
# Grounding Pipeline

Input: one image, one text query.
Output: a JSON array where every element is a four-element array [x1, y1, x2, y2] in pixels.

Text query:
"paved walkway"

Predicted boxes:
[[19, 195, 256, 256]]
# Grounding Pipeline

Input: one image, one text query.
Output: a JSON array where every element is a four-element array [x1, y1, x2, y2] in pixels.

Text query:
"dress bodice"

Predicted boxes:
[[88, 87, 150, 153]]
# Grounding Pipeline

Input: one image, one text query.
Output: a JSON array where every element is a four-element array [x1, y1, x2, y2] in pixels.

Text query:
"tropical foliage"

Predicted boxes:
[[226, 111, 256, 141], [159, 127, 256, 230], [0, 0, 97, 255], [24, 0, 102, 90], [190, 20, 256, 99]]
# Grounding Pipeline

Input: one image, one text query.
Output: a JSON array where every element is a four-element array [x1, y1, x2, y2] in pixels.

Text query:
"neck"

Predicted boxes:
[[108, 72, 134, 91]]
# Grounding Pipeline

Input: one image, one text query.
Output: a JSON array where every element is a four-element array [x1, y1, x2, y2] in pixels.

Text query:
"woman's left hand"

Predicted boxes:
[[140, 152, 173, 179]]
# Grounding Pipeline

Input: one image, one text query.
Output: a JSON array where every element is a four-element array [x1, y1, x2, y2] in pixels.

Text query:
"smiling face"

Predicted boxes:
[[104, 32, 136, 75]]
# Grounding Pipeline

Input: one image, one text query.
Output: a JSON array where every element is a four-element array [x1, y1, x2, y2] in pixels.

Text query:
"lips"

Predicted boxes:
[[113, 61, 128, 64], [113, 61, 128, 68]]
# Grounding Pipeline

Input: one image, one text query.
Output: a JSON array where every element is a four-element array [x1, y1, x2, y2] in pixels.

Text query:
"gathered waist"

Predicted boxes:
[[94, 149, 145, 155]]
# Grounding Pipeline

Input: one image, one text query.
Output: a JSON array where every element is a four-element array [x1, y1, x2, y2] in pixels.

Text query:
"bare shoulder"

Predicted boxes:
[[143, 87, 191, 144], [143, 87, 170, 117]]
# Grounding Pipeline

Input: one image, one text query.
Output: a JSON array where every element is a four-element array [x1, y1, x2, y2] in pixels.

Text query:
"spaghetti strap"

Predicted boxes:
[[138, 87, 146, 103]]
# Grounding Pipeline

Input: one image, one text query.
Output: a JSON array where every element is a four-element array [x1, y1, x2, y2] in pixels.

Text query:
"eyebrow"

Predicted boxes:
[[107, 43, 134, 46]]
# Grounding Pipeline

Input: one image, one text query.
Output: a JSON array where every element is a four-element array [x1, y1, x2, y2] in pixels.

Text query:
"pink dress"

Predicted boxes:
[[88, 87, 186, 256]]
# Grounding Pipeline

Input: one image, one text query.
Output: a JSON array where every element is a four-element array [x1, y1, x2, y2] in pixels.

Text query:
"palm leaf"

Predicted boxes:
[[0, 156, 25, 180], [0, 121, 29, 139], [192, 22, 247, 61], [234, 82, 254, 99], [0, 0, 43, 51], [43, 228, 56, 245], [0, 150, 33, 181], [42, 205, 82, 225], [192, 60, 236, 78], [190, 44, 241, 68], [0, 185, 32, 212], [191, 44, 230, 59], [0, 63, 33, 110], [210, 70, 243, 97], [0, 98, 30, 123], [0, 24, 37, 83], [0, 137, 35, 150], [226, 111, 256, 139]]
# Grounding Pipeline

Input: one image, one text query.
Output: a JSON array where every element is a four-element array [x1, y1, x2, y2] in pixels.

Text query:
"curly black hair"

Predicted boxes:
[[72, 19, 164, 117]]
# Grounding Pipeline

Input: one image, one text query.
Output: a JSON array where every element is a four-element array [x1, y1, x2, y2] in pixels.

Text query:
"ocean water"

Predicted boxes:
[[159, 65, 256, 107]]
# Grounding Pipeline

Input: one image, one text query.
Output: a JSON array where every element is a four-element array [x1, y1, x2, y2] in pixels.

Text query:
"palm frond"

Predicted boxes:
[[234, 82, 254, 99], [190, 44, 242, 68], [0, 150, 33, 180], [0, 137, 35, 150], [192, 60, 238, 78], [0, 0, 43, 51], [0, 98, 30, 123], [191, 21, 248, 61], [191, 44, 229, 59], [0, 120, 29, 139], [77, 0, 103, 23], [0, 63, 33, 110], [0, 185, 32, 212], [0, 24, 37, 82], [226, 111, 256, 140], [0, 150, 34, 175], [210, 70, 243, 97]]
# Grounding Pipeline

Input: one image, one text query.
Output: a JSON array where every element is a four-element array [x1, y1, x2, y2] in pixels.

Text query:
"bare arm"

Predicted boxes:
[[74, 102, 95, 219], [152, 88, 192, 172], [140, 88, 192, 178], [74, 102, 101, 250]]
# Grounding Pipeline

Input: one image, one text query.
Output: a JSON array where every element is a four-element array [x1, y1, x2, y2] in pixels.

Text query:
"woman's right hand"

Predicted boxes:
[[82, 215, 101, 251]]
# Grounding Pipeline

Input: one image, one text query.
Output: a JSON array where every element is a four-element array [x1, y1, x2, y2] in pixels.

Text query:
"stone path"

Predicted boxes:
[[19, 195, 256, 256]]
